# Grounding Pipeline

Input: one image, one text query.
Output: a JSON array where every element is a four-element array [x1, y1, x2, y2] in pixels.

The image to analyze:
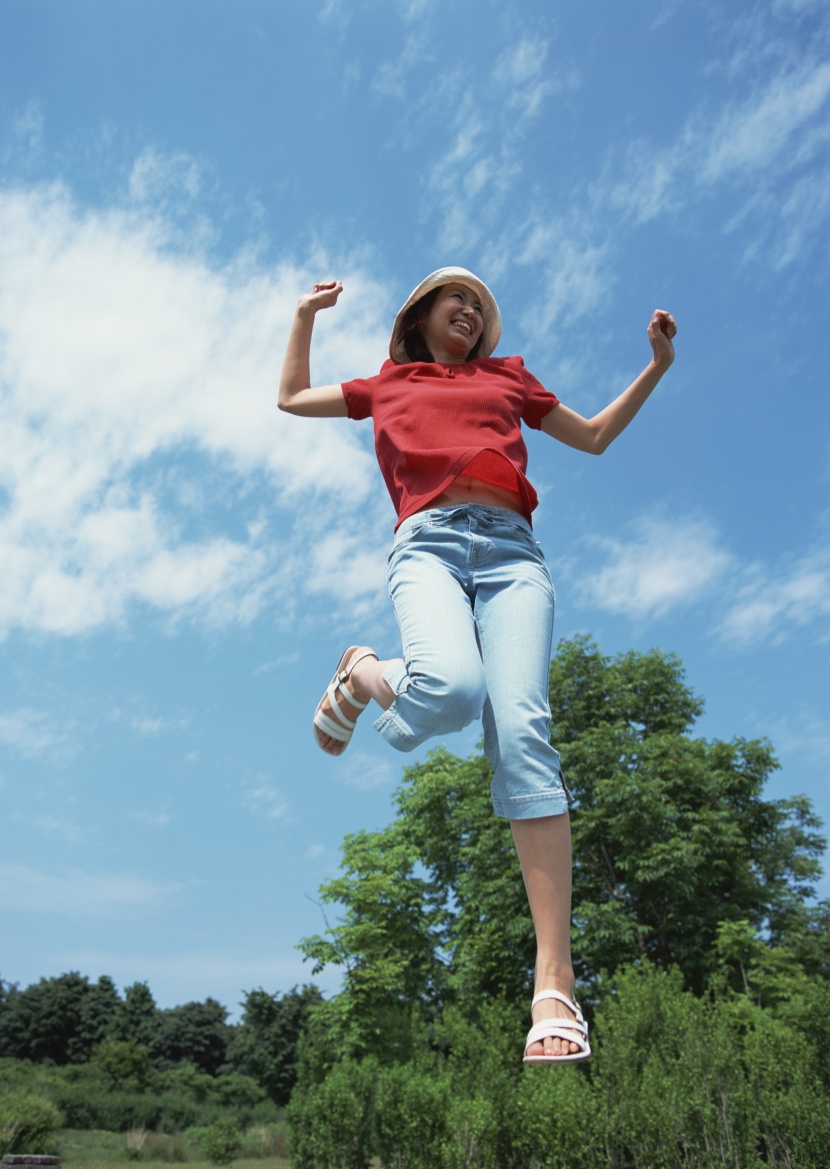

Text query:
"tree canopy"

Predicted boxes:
[[300, 637, 827, 1054]]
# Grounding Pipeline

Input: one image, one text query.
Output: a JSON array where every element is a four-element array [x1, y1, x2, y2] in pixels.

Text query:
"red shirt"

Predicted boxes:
[[342, 356, 559, 528]]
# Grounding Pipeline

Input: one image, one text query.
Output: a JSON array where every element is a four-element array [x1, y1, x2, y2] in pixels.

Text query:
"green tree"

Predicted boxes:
[[299, 638, 827, 1053], [114, 982, 160, 1049], [0, 972, 121, 1064], [226, 984, 322, 1105], [148, 998, 230, 1075], [90, 1038, 153, 1090], [550, 637, 825, 991]]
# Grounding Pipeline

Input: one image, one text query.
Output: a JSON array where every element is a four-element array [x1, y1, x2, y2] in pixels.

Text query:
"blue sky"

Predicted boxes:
[[1, 0, 828, 1019]]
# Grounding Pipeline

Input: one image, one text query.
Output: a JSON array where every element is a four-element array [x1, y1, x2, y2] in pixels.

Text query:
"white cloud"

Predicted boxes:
[[373, 33, 430, 99], [0, 177, 391, 639], [113, 711, 188, 738], [0, 862, 181, 915], [766, 706, 830, 766], [129, 146, 202, 206], [8, 101, 44, 162], [492, 38, 562, 122], [716, 547, 830, 647], [340, 750, 397, 790], [0, 708, 60, 757], [243, 779, 290, 821], [422, 33, 572, 253], [701, 61, 830, 183], [580, 516, 733, 620], [608, 54, 830, 260], [515, 223, 613, 340], [129, 809, 172, 828], [580, 512, 830, 649]]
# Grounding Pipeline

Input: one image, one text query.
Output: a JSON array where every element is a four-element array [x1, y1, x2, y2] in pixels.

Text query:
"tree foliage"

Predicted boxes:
[[299, 637, 827, 1057], [0, 973, 320, 1106], [226, 984, 322, 1105], [552, 637, 826, 992]]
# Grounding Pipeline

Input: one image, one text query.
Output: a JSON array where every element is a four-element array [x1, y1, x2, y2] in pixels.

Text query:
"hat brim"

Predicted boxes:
[[389, 267, 502, 364]]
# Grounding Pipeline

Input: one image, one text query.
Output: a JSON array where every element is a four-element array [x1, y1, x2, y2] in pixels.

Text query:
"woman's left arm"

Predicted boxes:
[[541, 309, 677, 454]]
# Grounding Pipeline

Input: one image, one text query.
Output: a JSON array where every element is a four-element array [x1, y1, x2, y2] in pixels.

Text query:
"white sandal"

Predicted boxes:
[[313, 646, 377, 752], [523, 989, 591, 1064]]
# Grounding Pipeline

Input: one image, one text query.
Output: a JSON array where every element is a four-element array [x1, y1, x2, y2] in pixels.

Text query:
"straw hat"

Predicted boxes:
[[389, 267, 502, 363]]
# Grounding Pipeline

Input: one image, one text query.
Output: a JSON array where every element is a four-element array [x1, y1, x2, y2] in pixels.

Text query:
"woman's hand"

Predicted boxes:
[[298, 281, 343, 315], [648, 309, 677, 367]]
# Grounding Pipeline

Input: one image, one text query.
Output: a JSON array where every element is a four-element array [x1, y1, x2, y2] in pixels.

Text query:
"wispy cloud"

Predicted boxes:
[[0, 708, 61, 757], [716, 546, 830, 647], [340, 750, 397, 790], [701, 61, 830, 183], [373, 32, 430, 98], [422, 34, 577, 253], [579, 516, 734, 621], [243, 778, 290, 821], [0, 862, 181, 915], [765, 705, 830, 767], [129, 146, 202, 206], [111, 708, 189, 738], [578, 511, 830, 650], [607, 53, 830, 267]]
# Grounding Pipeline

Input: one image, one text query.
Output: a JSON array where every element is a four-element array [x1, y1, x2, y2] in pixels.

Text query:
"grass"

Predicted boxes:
[[57, 1130, 291, 1169]]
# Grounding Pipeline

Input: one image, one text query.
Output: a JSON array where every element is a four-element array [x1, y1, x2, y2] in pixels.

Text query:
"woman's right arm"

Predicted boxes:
[[278, 282, 349, 417]]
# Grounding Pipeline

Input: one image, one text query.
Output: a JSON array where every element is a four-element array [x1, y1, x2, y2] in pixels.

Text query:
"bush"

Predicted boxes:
[[288, 1056, 377, 1169], [201, 1118, 242, 1165], [144, 1131, 191, 1163], [373, 1061, 450, 1168], [0, 1091, 64, 1155], [514, 1065, 600, 1169], [49, 1083, 165, 1131], [237, 1122, 288, 1159]]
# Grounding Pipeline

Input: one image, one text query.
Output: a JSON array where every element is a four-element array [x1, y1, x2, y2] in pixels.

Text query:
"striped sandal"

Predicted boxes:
[[313, 646, 377, 754], [523, 989, 591, 1064]]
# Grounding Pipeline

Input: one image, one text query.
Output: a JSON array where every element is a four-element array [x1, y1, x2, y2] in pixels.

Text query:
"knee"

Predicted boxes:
[[408, 662, 487, 732]]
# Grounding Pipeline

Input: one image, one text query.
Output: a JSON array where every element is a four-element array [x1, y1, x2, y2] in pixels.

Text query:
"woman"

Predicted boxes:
[[279, 267, 677, 1063]]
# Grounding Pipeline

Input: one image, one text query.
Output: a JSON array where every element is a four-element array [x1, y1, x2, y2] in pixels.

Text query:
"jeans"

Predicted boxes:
[[373, 505, 567, 820]]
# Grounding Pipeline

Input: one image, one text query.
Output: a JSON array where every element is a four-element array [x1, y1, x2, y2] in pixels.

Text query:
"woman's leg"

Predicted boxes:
[[469, 512, 580, 1056], [510, 814, 581, 1058], [371, 517, 489, 751], [316, 511, 488, 755]]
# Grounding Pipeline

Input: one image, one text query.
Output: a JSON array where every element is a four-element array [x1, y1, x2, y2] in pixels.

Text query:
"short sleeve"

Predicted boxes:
[[516, 358, 560, 430], [341, 375, 376, 421]]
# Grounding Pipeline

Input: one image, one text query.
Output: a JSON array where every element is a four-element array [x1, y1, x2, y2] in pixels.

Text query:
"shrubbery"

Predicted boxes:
[[200, 1118, 242, 1165], [287, 968, 830, 1169], [0, 1090, 64, 1156]]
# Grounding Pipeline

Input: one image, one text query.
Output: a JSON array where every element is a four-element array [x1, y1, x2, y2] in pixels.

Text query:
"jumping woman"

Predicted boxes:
[[279, 267, 677, 1063]]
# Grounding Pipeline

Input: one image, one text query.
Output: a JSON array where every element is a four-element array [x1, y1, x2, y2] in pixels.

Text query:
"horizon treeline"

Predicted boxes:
[[0, 974, 319, 1107]]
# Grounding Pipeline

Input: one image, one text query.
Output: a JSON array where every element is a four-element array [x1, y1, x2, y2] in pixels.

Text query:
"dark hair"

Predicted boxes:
[[399, 287, 484, 363]]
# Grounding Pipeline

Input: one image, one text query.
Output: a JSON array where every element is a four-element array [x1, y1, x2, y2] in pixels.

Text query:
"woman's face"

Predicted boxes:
[[420, 284, 484, 363]]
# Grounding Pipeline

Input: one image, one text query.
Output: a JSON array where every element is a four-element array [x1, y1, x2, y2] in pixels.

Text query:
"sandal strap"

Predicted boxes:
[[313, 708, 354, 743], [336, 648, 377, 708], [525, 1019, 589, 1054], [334, 677, 368, 713], [531, 989, 584, 1020]]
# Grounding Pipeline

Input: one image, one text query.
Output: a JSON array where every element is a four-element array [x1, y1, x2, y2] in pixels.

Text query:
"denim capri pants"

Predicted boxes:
[[372, 504, 568, 820]]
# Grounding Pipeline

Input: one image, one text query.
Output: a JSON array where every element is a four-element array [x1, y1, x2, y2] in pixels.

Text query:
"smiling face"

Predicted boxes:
[[419, 284, 485, 363]]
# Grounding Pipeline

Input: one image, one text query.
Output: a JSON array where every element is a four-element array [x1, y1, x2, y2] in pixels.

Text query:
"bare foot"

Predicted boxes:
[[313, 647, 377, 756]]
